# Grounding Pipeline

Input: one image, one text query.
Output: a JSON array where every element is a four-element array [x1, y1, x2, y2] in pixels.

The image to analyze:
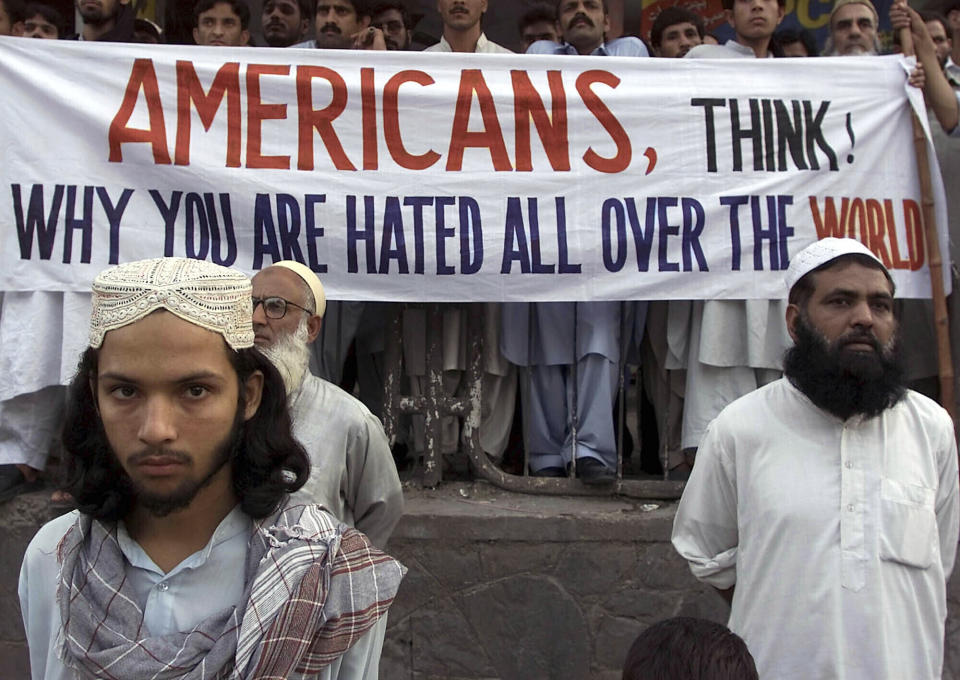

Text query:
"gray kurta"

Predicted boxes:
[[290, 373, 404, 549]]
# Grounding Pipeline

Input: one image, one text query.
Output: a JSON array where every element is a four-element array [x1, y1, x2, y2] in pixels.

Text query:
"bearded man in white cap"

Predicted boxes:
[[19, 257, 405, 680], [672, 238, 959, 680], [251, 261, 403, 549]]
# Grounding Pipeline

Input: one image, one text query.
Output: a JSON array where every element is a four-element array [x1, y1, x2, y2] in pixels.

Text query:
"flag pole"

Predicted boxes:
[[898, 7, 956, 425]]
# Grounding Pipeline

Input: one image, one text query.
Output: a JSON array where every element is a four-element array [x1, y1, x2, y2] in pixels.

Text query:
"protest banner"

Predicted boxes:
[[0, 38, 948, 301]]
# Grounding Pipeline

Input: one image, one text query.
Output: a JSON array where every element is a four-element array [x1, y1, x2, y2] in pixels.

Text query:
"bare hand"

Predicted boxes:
[[889, 2, 911, 31], [908, 61, 925, 89], [352, 26, 387, 50], [889, 2, 936, 60]]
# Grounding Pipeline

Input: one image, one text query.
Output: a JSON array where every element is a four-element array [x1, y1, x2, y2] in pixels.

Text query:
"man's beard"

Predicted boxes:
[[840, 44, 878, 56], [121, 405, 244, 517], [260, 315, 311, 396], [78, 1, 118, 26], [783, 315, 905, 420], [263, 25, 299, 47], [823, 35, 879, 56]]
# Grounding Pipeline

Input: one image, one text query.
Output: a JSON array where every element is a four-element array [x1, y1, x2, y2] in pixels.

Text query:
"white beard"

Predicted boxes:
[[841, 44, 877, 56], [261, 316, 312, 397]]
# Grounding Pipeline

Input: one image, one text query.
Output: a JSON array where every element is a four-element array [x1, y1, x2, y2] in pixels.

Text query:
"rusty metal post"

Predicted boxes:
[[381, 304, 403, 446], [421, 304, 445, 487]]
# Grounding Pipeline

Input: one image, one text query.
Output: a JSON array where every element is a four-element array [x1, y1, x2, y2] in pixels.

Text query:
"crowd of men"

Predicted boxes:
[[1, 0, 959, 503], [2, 0, 960, 677]]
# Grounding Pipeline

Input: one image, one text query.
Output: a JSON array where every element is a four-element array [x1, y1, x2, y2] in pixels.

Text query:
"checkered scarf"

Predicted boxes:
[[55, 500, 406, 679]]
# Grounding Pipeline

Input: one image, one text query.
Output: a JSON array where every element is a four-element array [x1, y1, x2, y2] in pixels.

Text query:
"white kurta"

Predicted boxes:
[[672, 379, 960, 680], [0, 291, 90, 468], [671, 41, 792, 450], [290, 373, 403, 549], [422, 33, 513, 54], [19, 506, 385, 680]]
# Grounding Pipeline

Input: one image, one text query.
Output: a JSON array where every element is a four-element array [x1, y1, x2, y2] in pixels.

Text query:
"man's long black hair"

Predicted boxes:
[[61, 344, 309, 521]]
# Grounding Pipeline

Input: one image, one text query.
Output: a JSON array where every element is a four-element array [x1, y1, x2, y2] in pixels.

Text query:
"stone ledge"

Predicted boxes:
[[391, 481, 676, 544]]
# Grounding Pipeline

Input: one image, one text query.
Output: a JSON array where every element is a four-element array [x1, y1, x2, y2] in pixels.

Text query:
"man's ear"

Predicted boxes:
[[776, 6, 784, 25], [358, 14, 370, 29], [241, 28, 250, 44], [242, 370, 264, 421], [193, 26, 200, 42], [724, 8, 734, 28], [11, 20, 24, 35], [785, 304, 801, 343], [306, 315, 322, 343]]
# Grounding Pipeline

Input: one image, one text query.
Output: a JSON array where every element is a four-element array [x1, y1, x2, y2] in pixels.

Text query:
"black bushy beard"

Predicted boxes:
[[120, 404, 245, 517], [783, 314, 906, 420]]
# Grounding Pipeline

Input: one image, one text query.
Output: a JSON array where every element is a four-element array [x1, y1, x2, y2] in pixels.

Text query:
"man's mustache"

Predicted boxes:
[[128, 448, 191, 465], [838, 330, 882, 352], [319, 22, 341, 33], [568, 12, 594, 29]]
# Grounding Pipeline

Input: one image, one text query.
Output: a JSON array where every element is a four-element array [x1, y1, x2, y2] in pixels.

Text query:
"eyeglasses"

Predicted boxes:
[[252, 296, 314, 319]]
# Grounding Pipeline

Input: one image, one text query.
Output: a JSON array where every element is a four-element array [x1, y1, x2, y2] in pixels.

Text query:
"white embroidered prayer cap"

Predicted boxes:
[[828, 0, 879, 27], [89, 257, 255, 350], [784, 237, 889, 294], [269, 260, 326, 319]]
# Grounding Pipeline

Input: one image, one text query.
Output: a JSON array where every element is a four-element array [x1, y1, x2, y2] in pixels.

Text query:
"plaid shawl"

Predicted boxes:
[[55, 500, 406, 679]]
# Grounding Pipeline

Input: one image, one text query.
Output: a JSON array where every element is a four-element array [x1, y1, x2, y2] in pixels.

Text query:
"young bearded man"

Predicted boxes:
[[72, 0, 135, 41], [673, 238, 959, 679], [19, 257, 404, 680]]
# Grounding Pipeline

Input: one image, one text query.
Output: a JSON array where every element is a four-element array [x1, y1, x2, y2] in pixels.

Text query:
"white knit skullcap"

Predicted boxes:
[[270, 260, 326, 319], [89, 257, 254, 350], [829, 0, 879, 27], [785, 237, 888, 294]]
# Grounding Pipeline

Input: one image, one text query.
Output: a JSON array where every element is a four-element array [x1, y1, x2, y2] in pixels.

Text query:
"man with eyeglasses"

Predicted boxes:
[[251, 260, 403, 678], [251, 261, 403, 548], [372, 0, 412, 50]]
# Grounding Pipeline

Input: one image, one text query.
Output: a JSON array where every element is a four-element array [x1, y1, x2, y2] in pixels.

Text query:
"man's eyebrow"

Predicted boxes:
[[823, 287, 893, 299], [823, 287, 857, 297], [868, 290, 894, 301], [98, 371, 226, 383]]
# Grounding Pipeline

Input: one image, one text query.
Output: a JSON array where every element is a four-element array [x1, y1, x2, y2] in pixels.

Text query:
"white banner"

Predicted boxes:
[[0, 38, 949, 300]]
